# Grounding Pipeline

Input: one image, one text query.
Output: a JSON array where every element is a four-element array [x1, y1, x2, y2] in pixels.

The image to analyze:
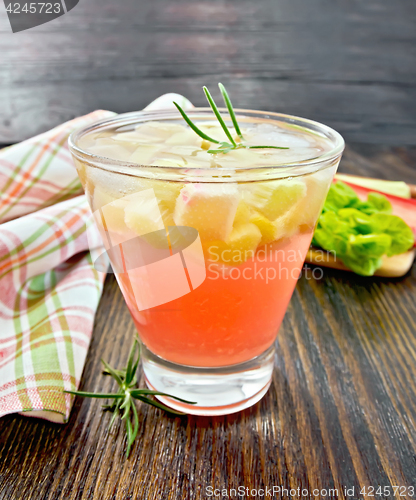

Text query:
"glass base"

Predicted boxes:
[[141, 343, 275, 416]]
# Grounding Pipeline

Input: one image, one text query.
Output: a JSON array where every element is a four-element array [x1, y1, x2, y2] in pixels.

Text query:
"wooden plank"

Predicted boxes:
[[306, 248, 416, 278], [1, 79, 415, 145], [0, 145, 416, 499], [0, 0, 415, 144]]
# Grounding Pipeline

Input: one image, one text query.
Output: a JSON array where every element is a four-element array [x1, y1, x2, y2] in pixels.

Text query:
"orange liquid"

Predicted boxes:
[[116, 230, 312, 367]]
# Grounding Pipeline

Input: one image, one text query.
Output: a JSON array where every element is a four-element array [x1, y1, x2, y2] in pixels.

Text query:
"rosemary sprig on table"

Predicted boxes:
[[64, 339, 195, 458], [173, 83, 289, 154]]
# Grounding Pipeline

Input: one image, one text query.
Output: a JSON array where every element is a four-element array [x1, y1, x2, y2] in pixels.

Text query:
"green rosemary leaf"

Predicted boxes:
[[207, 142, 235, 153], [101, 359, 124, 387], [108, 401, 121, 430], [248, 145, 290, 150], [130, 340, 141, 382], [130, 389, 196, 404], [203, 86, 236, 146], [207, 148, 231, 154], [103, 396, 121, 410], [120, 393, 130, 410], [218, 83, 243, 138], [65, 340, 198, 458], [131, 402, 139, 443], [120, 397, 131, 420], [103, 367, 126, 378], [125, 415, 133, 458], [174, 84, 290, 155], [173, 102, 219, 144], [134, 395, 186, 415], [64, 390, 125, 399], [125, 340, 139, 385]]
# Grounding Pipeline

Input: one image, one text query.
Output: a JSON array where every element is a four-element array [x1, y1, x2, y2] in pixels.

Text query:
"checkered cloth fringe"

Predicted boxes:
[[0, 110, 114, 423], [0, 94, 192, 423]]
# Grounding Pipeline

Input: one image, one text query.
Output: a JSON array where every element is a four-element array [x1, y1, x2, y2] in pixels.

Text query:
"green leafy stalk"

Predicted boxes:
[[203, 86, 236, 146], [133, 395, 186, 415], [218, 82, 243, 139], [64, 339, 196, 458], [312, 181, 414, 276], [174, 83, 290, 154], [173, 102, 219, 144], [65, 391, 125, 399], [101, 358, 123, 386]]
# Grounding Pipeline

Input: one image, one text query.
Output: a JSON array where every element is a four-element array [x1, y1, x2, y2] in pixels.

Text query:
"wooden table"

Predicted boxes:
[[1, 0, 416, 146], [1, 0, 416, 498], [0, 144, 415, 499]]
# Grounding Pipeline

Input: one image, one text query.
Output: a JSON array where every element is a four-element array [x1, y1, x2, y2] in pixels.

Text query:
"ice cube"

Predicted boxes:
[[204, 222, 262, 265], [150, 158, 187, 168], [135, 121, 188, 140], [243, 178, 307, 220], [124, 189, 165, 236], [112, 131, 164, 144], [248, 123, 312, 148], [174, 183, 240, 241], [87, 165, 144, 198], [129, 145, 161, 165], [165, 130, 203, 146], [87, 138, 136, 161]]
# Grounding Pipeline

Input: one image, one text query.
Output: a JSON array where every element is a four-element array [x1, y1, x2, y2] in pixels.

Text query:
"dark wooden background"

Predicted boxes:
[[1, 1, 416, 499], [0, 0, 416, 145]]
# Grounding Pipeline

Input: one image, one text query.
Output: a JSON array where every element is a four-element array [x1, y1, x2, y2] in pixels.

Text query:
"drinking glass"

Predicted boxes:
[[69, 109, 344, 415]]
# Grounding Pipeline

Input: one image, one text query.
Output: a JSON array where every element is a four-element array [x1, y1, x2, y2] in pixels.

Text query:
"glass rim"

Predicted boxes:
[[68, 108, 345, 181]]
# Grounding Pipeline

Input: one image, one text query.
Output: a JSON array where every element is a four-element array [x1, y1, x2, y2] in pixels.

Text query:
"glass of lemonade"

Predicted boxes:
[[69, 108, 344, 415]]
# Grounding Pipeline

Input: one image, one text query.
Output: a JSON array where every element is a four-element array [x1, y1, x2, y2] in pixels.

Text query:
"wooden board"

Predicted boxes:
[[1, 144, 416, 499], [0, 0, 416, 145], [307, 173, 416, 278]]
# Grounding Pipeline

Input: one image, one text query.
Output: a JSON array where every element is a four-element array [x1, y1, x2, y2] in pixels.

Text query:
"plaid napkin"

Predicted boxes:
[[0, 94, 192, 423]]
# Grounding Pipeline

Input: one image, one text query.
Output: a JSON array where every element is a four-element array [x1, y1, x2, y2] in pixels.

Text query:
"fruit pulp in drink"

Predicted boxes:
[[75, 117, 338, 367]]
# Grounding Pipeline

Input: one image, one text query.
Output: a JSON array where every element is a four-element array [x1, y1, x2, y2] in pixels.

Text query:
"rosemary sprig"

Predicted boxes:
[[203, 86, 237, 146], [173, 101, 220, 144], [219, 82, 243, 139], [64, 339, 196, 458], [173, 83, 289, 154]]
